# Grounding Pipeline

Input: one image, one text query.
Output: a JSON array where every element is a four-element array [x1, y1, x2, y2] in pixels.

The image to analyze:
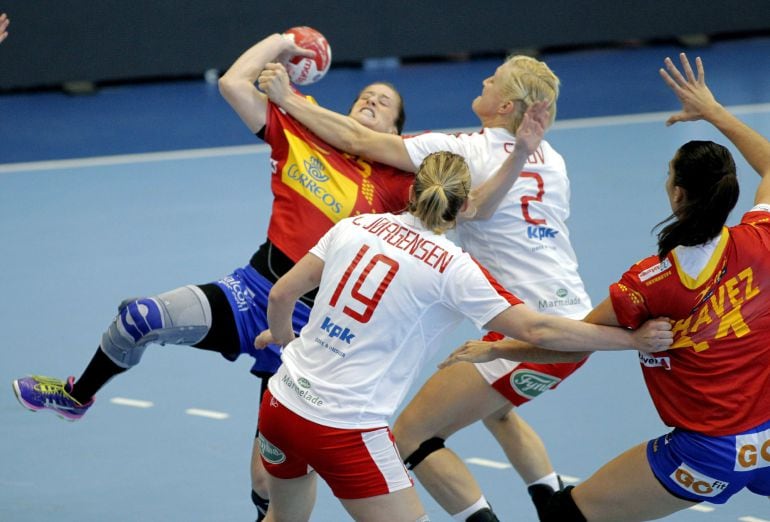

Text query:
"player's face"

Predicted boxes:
[[472, 63, 511, 118], [349, 84, 401, 134]]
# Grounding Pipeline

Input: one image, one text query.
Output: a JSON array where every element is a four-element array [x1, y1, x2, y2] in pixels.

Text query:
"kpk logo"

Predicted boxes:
[[527, 226, 559, 240], [510, 369, 561, 399], [320, 316, 356, 344]]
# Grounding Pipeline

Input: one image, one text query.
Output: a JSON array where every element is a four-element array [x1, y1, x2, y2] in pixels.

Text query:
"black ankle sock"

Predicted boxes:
[[466, 507, 500, 522], [528, 483, 558, 520], [251, 490, 269, 522], [71, 348, 126, 403]]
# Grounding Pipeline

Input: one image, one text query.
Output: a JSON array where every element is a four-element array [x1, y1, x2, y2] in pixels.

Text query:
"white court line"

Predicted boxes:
[[465, 457, 580, 484], [0, 144, 269, 173], [2, 103, 770, 174], [109, 397, 154, 408], [739, 517, 770, 522], [185, 408, 229, 420], [465, 457, 511, 469], [687, 504, 715, 513]]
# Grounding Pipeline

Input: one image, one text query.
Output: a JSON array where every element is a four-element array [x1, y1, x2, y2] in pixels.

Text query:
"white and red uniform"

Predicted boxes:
[[260, 212, 521, 498], [404, 130, 592, 404], [610, 207, 770, 436]]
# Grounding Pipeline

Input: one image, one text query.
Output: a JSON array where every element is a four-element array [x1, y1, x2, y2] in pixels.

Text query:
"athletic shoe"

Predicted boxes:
[[12, 375, 93, 421]]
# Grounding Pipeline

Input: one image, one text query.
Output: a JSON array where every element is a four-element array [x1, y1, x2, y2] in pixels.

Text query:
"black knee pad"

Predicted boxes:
[[541, 486, 587, 522], [251, 490, 269, 522], [403, 437, 445, 470]]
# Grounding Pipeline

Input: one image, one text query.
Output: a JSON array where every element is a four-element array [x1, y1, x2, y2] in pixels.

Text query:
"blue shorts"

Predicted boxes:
[[215, 265, 311, 375], [647, 417, 770, 504]]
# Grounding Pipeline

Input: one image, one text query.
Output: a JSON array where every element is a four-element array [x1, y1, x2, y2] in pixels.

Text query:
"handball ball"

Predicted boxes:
[[283, 26, 332, 85]]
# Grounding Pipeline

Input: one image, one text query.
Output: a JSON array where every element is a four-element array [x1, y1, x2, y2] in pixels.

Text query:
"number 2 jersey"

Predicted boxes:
[[269, 212, 522, 429], [609, 207, 770, 436], [404, 129, 591, 318], [263, 100, 414, 263]]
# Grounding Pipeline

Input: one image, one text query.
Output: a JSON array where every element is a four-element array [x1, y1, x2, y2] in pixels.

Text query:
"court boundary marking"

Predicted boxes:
[[2, 102, 769, 174]]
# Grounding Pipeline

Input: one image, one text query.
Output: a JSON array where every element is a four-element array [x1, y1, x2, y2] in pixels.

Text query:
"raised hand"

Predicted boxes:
[[515, 100, 550, 155], [659, 53, 720, 127]]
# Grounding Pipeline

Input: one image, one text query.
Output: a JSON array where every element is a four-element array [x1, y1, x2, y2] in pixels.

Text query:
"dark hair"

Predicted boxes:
[[349, 82, 406, 134], [655, 140, 740, 258]]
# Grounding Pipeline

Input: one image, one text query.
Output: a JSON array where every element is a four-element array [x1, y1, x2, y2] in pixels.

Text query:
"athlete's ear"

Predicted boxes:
[[408, 185, 416, 205]]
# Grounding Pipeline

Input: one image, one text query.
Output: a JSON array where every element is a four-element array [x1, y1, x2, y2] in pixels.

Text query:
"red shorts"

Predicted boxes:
[[474, 331, 589, 406], [257, 390, 413, 499]]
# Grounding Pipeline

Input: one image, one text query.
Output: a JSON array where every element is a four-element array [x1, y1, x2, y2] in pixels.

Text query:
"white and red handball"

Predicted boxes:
[[283, 26, 332, 85]]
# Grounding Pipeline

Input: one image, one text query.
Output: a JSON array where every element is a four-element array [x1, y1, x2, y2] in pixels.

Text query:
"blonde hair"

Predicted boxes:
[[499, 55, 560, 133], [409, 152, 471, 234]]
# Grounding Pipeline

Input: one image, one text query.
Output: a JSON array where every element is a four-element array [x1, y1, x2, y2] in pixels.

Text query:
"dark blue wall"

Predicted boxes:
[[1, 0, 768, 90]]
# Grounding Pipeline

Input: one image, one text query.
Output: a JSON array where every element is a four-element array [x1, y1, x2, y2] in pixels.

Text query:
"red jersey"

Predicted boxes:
[[609, 209, 770, 436], [263, 100, 414, 262]]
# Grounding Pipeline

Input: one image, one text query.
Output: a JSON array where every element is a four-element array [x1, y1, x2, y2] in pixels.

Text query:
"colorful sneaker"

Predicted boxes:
[[12, 375, 93, 421]]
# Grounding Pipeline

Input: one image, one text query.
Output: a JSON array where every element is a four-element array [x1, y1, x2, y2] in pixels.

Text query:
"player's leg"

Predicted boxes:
[[250, 376, 272, 521], [544, 443, 696, 522], [482, 406, 562, 518], [262, 472, 318, 522], [341, 487, 428, 522], [13, 283, 227, 420], [393, 361, 509, 519]]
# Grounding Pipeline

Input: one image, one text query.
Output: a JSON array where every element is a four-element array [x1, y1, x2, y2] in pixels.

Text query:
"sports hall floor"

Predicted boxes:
[[2, 35, 770, 521]]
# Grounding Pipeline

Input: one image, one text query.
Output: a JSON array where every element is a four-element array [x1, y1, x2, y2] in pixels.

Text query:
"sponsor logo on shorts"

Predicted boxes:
[[219, 275, 255, 312], [298, 377, 311, 389], [638, 351, 671, 370], [258, 433, 286, 464], [638, 259, 672, 282], [670, 463, 728, 498], [510, 369, 561, 400], [735, 428, 770, 471]]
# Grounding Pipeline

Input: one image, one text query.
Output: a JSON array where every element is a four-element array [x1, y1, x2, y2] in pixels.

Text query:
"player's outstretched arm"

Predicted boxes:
[[259, 63, 416, 172]]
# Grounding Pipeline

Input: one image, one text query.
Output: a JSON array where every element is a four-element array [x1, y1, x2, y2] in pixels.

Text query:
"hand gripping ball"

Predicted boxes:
[[283, 26, 332, 85]]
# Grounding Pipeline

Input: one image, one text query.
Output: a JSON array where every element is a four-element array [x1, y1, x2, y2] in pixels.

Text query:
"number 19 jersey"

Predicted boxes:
[[269, 212, 521, 429]]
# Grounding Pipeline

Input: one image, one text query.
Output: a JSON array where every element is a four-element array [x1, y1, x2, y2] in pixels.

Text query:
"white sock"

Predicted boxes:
[[527, 471, 561, 490], [452, 495, 490, 521]]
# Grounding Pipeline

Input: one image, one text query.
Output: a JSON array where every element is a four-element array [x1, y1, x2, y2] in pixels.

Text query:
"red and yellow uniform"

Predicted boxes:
[[264, 100, 413, 263], [610, 209, 770, 436]]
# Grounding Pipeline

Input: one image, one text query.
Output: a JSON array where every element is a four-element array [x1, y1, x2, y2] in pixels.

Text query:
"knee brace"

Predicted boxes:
[[541, 486, 587, 522], [403, 437, 445, 470], [101, 285, 212, 368]]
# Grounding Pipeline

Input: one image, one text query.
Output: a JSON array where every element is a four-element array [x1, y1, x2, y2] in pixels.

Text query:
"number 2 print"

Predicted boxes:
[[329, 244, 400, 323], [520, 171, 547, 225]]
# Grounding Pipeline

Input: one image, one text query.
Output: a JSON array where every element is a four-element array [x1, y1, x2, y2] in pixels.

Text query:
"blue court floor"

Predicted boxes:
[[1, 36, 770, 521]]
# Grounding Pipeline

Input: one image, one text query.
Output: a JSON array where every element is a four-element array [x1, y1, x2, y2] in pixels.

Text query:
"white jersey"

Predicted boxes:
[[405, 129, 591, 319], [268, 212, 519, 429]]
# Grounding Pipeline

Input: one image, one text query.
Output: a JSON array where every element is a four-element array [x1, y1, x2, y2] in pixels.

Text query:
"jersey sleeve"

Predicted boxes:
[[608, 261, 652, 329], [403, 132, 464, 169], [309, 219, 342, 262], [443, 255, 523, 329]]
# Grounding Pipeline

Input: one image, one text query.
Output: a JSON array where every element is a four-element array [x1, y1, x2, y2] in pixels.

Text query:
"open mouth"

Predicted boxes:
[[360, 107, 375, 118]]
